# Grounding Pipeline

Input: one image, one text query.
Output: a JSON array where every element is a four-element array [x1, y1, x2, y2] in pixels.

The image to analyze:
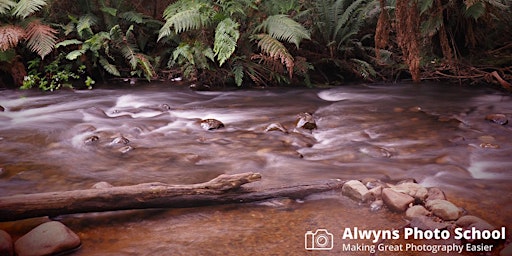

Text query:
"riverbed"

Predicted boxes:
[[0, 83, 511, 255]]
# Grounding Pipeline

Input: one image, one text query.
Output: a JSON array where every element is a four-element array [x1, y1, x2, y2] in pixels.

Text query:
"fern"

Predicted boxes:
[[77, 14, 98, 38], [214, 18, 240, 66], [65, 49, 86, 60], [0, 0, 15, 15], [0, 25, 25, 51], [172, 43, 195, 65], [158, 2, 213, 41], [24, 20, 57, 59], [99, 56, 120, 76], [55, 39, 82, 48], [120, 43, 138, 69], [119, 11, 144, 24], [136, 53, 156, 81], [255, 15, 310, 48], [12, 0, 47, 19], [464, 2, 486, 20], [252, 33, 295, 77], [232, 62, 244, 86]]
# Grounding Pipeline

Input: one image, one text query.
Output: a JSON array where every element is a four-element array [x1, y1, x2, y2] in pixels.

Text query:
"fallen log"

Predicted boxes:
[[0, 172, 346, 222]]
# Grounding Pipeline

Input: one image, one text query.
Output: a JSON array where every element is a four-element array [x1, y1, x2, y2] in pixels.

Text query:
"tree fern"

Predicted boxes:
[[24, 20, 57, 59], [0, 25, 24, 51], [0, 0, 15, 15], [255, 14, 310, 48], [11, 0, 47, 19], [252, 33, 295, 77], [214, 18, 240, 66]]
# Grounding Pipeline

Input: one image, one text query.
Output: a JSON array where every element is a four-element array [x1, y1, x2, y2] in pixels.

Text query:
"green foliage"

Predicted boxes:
[[214, 18, 240, 66], [12, 0, 47, 19], [255, 15, 311, 48], [0, 0, 15, 15]]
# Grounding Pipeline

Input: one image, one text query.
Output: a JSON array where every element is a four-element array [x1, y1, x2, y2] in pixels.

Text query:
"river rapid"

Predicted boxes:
[[0, 83, 511, 255]]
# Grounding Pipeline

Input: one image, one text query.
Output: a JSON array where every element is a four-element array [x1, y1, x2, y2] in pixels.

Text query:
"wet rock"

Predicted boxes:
[[500, 243, 512, 256], [479, 143, 500, 149], [14, 221, 81, 256], [391, 183, 428, 201], [92, 181, 113, 189], [0, 230, 13, 256], [84, 135, 99, 145], [409, 215, 449, 231], [0, 167, 4, 177], [405, 205, 430, 220], [382, 188, 414, 212], [361, 178, 381, 189], [367, 186, 383, 199], [342, 180, 370, 202], [110, 135, 130, 145], [264, 123, 288, 133], [295, 112, 317, 130], [485, 113, 508, 125], [425, 199, 461, 221], [160, 104, 171, 111], [370, 200, 384, 212], [119, 145, 134, 154], [0, 105, 4, 112], [426, 187, 446, 201], [455, 215, 495, 230], [200, 119, 225, 130]]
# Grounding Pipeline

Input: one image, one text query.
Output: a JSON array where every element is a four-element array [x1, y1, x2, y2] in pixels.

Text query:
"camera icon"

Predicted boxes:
[[305, 229, 334, 250]]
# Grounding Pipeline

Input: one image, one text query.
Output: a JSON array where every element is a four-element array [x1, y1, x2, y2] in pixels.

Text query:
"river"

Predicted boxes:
[[0, 83, 511, 255]]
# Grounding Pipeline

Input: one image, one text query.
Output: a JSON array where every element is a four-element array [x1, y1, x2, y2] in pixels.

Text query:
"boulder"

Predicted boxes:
[[485, 113, 508, 125], [405, 205, 430, 220], [425, 199, 461, 221], [342, 180, 370, 202], [382, 188, 414, 212], [200, 119, 225, 130], [391, 183, 428, 201], [409, 215, 449, 231], [456, 215, 496, 231], [426, 187, 446, 201], [0, 230, 13, 256], [14, 221, 81, 256], [295, 112, 316, 130], [367, 185, 383, 199], [264, 123, 288, 133]]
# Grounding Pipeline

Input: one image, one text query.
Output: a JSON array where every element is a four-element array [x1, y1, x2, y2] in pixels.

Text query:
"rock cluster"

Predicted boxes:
[[341, 178, 509, 253], [1, 221, 81, 256]]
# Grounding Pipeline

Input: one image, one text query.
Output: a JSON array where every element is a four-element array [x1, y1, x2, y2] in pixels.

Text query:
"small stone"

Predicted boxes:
[[342, 180, 370, 202], [425, 199, 462, 221], [264, 123, 288, 133], [200, 119, 225, 130], [405, 205, 430, 220], [426, 187, 446, 201], [382, 188, 415, 212], [500, 243, 512, 256], [295, 112, 317, 130], [14, 221, 81, 256], [409, 215, 449, 231], [92, 181, 113, 189], [391, 183, 428, 201], [485, 113, 508, 125], [370, 200, 384, 212], [0, 230, 13, 256], [367, 186, 383, 199]]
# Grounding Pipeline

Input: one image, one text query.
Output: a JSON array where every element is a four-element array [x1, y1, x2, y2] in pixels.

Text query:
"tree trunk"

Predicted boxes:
[[0, 173, 346, 222]]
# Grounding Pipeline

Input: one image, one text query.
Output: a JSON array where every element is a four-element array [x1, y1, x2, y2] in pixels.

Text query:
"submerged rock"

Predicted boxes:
[[455, 215, 496, 231], [84, 135, 99, 145], [409, 215, 449, 231], [426, 187, 446, 201], [0, 230, 13, 256], [405, 205, 430, 220], [391, 182, 428, 201], [14, 221, 81, 256], [425, 199, 461, 221], [92, 181, 114, 189], [370, 200, 384, 212], [264, 123, 288, 133], [382, 188, 414, 212], [200, 119, 225, 130], [295, 112, 317, 130], [0, 105, 4, 112], [485, 113, 508, 125]]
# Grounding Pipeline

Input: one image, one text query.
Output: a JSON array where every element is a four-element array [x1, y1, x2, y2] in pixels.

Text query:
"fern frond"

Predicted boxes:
[[252, 33, 295, 77], [65, 49, 86, 60], [55, 39, 82, 48], [419, 0, 434, 14], [120, 11, 144, 24], [172, 43, 194, 65], [100, 6, 117, 17], [333, 0, 366, 41], [0, 25, 25, 51], [24, 20, 57, 59], [77, 14, 98, 38], [464, 1, 486, 20], [214, 18, 240, 66], [12, 0, 47, 19], [232, 63, 243, 86], [120, 43, 138, 69], [136, 53, 156, 81], [0, 0, 15, 15], [256, 15, 310, 48], [158, 2, 213, 41], [99, 56, 120, 76]]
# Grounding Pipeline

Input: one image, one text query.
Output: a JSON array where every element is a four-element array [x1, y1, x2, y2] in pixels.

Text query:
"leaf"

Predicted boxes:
[[136, 53, 156, 81], [214, 18, 240, 66], [158, 2, 213, 41], [232, 63, 243, 86], [119, 11, 144, 24], [0, 48, 15, 62], [12, 0, 47, 19], [172, 43, 194, 65], [0, 0, 15, 15], [120, 43, 138, 69], [100, 6, 117, 17], [464, 1, 486, 20], [255, 15, 310, 48], [77, 14, 98, 38], [24, 20, 58, 59], [65, 49, 86, 60], [0, 25, 25, 51], [55, 39, 82, 48], [99, 56, 120, 76], [251, 33, 295, 77], [419, 0, 434, 14]]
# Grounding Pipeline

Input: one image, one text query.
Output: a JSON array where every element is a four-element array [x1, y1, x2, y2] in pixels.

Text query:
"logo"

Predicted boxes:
[[305, 229, 334, 250]]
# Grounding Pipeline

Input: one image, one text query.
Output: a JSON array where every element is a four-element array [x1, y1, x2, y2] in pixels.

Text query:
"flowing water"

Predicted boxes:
[[0, 83, 511, 255]]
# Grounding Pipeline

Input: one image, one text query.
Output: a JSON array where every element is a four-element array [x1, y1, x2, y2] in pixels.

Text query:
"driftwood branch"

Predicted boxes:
[[0, 172, 345, 222]]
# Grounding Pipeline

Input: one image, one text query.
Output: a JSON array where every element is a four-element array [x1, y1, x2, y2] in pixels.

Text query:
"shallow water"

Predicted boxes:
[[0, 83, 511, 255]]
